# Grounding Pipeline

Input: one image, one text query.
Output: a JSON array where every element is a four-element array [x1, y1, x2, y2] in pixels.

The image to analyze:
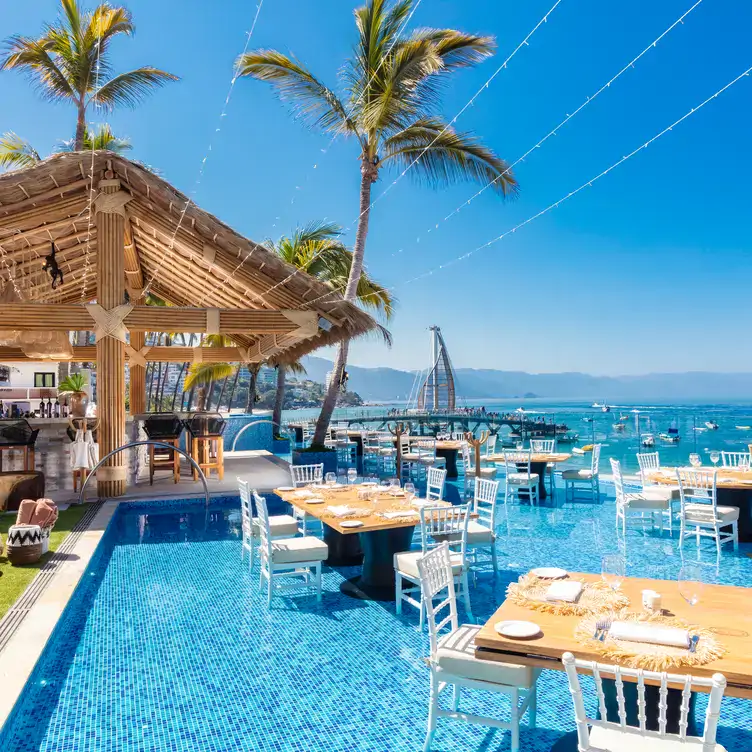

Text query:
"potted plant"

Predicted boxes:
[[58, 373, 89, 417]]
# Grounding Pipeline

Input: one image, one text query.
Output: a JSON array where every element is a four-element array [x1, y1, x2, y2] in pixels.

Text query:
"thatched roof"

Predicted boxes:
[[0, 151, 383, 363]]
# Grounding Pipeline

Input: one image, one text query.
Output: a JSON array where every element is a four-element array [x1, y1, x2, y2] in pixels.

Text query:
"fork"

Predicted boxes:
[[593, 618, 612, 641]]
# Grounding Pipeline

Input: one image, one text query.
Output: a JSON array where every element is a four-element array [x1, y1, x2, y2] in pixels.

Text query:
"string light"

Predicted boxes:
[[142, 1, 265, 300]]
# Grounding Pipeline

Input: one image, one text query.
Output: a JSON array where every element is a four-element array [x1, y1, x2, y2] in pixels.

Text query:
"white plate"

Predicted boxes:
[[531, 567, 568, 580], [495, 620, 541, 639], [340, 520, 363, 528], [305, 498, 325, 504], [359, 481, 378, 487], [276, 486, 295, 492]]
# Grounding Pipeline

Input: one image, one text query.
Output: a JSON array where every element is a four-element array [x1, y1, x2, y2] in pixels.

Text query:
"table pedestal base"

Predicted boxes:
[[323, 525, 363, 566]]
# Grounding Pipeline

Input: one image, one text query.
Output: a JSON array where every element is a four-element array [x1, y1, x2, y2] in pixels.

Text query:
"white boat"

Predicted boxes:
[[613, 422, 626, 431], [641, 434, 655, 447], [736, 425, 751, 431], [619, 414, 629, 421], [694, 426, 708, 433], [705, 421, 719, 430], [659, 431, 680, 444], [556, 433, 579, 444], [583, 417, 594, 423], [572, 447, 586, 455]]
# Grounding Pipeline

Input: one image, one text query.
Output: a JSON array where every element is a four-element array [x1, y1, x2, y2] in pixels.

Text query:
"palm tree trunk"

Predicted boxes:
[[245, 366, 258, 414], [75, 102, 86, 151], [216, 375, 229, 412], [171, 362, 187, 411], [312, 160, 375, 446], [272, 365, 286, 432], [226, 366, 241, 411], [196, 386, 207, 412]]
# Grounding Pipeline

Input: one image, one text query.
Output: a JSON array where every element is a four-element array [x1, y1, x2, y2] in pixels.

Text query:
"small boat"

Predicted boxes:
[[642, 434, 655, 447], [694, 426, 708, 433], [659, 432, 680, 444], [613, 422, 626, 431], [591, 402, 603, 408], [736, 426, 751, 431], [581, 444, 594, 452], [705, 421, 719, 430], [618, 414, 629, 421], [572, 447, 586, 455], [556, 433, 579, 444], [583, 417, 594, 423]]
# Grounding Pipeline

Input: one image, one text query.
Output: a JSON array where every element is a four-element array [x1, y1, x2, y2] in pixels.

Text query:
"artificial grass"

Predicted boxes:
[[0, 505, 90, 619]]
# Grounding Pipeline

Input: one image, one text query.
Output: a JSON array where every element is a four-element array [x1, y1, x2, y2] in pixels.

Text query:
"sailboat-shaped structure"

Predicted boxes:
[[417, 326, 456, 412]]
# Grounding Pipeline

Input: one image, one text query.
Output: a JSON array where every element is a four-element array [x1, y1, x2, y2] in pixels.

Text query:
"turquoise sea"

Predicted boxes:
[[283, 398, 752, 473]]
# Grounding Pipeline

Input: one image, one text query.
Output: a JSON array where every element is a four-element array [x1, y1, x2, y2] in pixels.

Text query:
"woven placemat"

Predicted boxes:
[[320, 506, 371, 520], [506, 574, 630, 617], [575, 610, 725, 671]]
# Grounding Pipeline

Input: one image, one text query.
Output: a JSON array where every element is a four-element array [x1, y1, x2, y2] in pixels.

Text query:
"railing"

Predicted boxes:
[[78, 440, 210, 505], [230, 418, 292, 452]]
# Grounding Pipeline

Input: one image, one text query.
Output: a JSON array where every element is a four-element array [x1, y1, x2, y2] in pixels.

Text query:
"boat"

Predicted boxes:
[[556, 433, 579, 444], [613, 422, 626, 431], [582, 417, 594, 423], [641, 434, 655, 447], [659, 431, 680, 444], [736, 426, 751, 431], [581, 444, 594, 452], [705, 421, 719, 430], [618, 414, 629, 422], [572, 447, 586, 455], [694, 426, 708, 433]]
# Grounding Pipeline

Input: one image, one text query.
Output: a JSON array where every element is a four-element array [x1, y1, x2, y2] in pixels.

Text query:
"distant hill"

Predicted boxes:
[[300, 356, 752, 402]]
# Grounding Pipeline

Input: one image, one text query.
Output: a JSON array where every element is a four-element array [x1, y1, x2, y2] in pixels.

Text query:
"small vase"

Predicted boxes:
[[68, 392, 88, 418]]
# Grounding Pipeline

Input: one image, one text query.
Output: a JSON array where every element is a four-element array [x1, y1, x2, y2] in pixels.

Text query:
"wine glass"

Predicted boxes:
[[516, 441, 524, 451], [709, 450, 720, 468], [601, 554, 626, 591], [347, 467, 358, 484], [678, 562, 708, 608], [325, 472, 337, 488], [404, 482, 416, 501], [388, 477, 401, 495], [689, 453, 701, 469], [740, 456, 751, 474]]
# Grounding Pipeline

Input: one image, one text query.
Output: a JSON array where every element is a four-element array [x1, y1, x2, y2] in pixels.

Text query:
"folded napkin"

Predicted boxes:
[[293, 489, 315, 498], [545, 580, 583, 603], [609, 621, 690, 649], [327, 505, 353, 517], [410, 498, 433, 508], [382, 510, 417, 520]]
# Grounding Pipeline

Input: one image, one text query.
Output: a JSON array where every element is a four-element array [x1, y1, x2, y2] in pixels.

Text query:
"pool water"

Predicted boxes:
[[3, 488, 752, 752]]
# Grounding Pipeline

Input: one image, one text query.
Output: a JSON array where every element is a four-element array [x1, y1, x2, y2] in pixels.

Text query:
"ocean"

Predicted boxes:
[[282, 398, 752, 473]]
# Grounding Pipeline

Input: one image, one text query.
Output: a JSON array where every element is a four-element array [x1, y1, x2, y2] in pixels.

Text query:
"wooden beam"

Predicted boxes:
[[0, 179, 90, 216], [123, 214, 143, 295], [0, 345, 266, 363], [129, 330, 146, 414], [0, 303, 318, 334]]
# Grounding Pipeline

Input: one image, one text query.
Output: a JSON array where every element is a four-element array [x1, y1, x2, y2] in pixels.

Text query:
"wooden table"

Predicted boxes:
[[486, 452, 572, 501], [648, 467, 752, 542], [274, 484, 451, 600]]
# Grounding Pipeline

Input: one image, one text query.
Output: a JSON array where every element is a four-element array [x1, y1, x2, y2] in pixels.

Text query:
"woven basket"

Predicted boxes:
[[7, 524, 43, 565]]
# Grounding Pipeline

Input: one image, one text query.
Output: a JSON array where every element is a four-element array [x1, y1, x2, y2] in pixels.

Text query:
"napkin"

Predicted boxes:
[[327, 505, 353, 517], [609, 621, 690, 649], [545, 580, 583, 603], [293, 489, 315, 498], [410, 498, 433, 508], [382, 511, 417, 520]]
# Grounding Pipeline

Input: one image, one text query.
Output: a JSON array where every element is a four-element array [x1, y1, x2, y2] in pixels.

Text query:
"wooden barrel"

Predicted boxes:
[[7, 524, 43, 565]]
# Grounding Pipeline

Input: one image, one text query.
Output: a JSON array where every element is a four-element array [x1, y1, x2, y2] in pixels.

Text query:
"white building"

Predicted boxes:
[[0, 361, 92, 417]]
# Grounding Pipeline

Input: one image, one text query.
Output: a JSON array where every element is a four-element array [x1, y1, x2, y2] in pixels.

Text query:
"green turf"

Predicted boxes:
[[0, 505, 90, 619]]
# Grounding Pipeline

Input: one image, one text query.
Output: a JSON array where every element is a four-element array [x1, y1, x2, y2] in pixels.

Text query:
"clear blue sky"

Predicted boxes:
[[2, 0, 751, 375]]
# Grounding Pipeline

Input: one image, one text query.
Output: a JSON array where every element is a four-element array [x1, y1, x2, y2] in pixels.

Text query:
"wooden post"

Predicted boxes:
[[129, 329, 146, 415], [388, 422, 407, 479], [466, 431, 489, 478], [95, 175, 128, 497]]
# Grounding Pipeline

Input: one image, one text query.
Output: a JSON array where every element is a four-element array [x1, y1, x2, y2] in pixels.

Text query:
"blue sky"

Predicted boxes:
[[2, 0, 751, 376]]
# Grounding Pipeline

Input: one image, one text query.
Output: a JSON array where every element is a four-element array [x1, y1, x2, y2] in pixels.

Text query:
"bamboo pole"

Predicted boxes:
[[95, 176, 127, 497], [129, 330, 146, 415]]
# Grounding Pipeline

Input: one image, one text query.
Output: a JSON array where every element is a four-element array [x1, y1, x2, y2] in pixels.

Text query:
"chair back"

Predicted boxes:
[[400, 435, 411, 456], [414, 438, 437, 459], [721, 451, 751, 468], [502, 449, 532, 475], [562, 652, 726, 751], [238, 478, 253, 546], [485, 433, 498, 455], [530, 438, 554, 454], [364, 432, 381, 451], [427, 466, 446, 501], [253, 491, 273, 565], [590, 444, 602, 474], [676, 468, 718, 517], [185, 411, 226, 437], [419, 503, 470, 561], [451, 431, 467, 442], [636, 451, 660, 485], [291, 463, 324, 487], [610, 458, 625, 504], [473, 477, 499, 530], [417, 542, 459, 659]]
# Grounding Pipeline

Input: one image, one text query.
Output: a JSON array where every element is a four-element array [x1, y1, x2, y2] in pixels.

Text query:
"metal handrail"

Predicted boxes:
[[230, 418, 290, 452], [78, 440, 210, 505]]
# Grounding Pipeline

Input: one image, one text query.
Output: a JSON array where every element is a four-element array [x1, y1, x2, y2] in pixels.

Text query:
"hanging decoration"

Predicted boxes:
[[42, 242, 64, 289]]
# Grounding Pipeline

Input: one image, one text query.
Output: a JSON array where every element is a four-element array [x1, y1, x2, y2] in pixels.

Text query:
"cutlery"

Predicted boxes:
[[593, 618, 611, 641], [689, 635, 700, 653]]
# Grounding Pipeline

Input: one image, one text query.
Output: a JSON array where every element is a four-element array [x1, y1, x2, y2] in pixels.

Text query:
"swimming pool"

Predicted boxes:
[[3, 492, 752, 751]]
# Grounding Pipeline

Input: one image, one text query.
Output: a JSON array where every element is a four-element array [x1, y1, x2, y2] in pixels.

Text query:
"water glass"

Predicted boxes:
[[689, 453, 701, 469], [709, 450, 720, 467], [325, 472, 337, 487], [601, 554, 626, 591], [388, 477, 401, 494], [516, 442, 524, 451], [347, 468, 358, 484], [678, 562, 712, 607], [404, 482, 416, 501]]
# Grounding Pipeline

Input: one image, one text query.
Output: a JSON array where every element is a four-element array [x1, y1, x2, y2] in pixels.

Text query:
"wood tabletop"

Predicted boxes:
[[647, 467, 752, 491], [486, 452, 572, 464], [474, 572, 752, 698], [274, 484, 452, 535]]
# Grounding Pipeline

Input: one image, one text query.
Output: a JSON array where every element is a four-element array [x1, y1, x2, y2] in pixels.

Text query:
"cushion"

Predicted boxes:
[[467, 520, 493, 544], [623, 492, 670, 510], [562, 469, 594, 480], [402, 452, 422, 461], [643, 483, 681, 501], [271, 536, 328, 564], [436, 624, 539, 687], [254, 514, 299, 538], [589, 726, 726, 751], [469, 467, 497, 479], [506, 472, 539, 483], [394, 550, 465, 580], [684, 503, 739, 524]]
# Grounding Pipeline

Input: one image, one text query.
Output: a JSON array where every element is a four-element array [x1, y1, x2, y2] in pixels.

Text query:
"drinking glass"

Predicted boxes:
[[601, 554, 626, 591], [740, 456, 751, 474], [678, 562, 708, 607], [325, 472, 337, 488], [347, 468, 358, 485], [388, 477, 401, 494], [709, 451, 720, 467], [516, 442, 524, 451], [689, 453, 701, 469], [404, 482, 416, 501]]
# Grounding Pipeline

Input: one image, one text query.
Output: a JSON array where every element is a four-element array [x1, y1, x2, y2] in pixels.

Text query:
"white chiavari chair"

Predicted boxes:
[[610, 458, 671, 536], [562, 444, 602, 502], [427, 466, 447, 502], [721, 451, 751, 468], [501, 450, 539, 506], [462, 442, 497, 499], [290, 463, 324, 535], [468, 477, 500, 572]]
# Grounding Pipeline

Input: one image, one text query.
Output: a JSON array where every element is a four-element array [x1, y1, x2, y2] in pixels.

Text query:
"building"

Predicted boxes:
[[417, 326, 457, 412]]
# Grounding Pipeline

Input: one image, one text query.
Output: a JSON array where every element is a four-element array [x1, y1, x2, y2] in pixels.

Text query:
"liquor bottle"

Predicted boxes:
[[54, 397, 60, 419], [62, 400, 69, 418], [46, 397, 52, 418]]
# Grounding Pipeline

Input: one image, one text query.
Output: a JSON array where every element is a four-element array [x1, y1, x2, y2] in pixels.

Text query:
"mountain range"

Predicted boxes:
[[298, 356, 752, 402]]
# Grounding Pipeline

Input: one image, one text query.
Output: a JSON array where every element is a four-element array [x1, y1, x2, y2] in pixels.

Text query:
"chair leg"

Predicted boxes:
[[733, 521, 739, 551], [460, 571, 473, 623], [423, 672, 439, 752], [315, 563, 322, 602], [510, 689, 520, 752], [491, 540, 498, 573], [395, 574, 403, 614], [452, 684, 460, 712], [528, 683, 538, 728], [715, 526, 721, 557], [266, 573, 273, 607]]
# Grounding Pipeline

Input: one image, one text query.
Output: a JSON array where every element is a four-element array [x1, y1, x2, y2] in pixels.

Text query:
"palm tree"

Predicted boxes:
[[272, 360, 306, 435], [182, 334, 235, 412], [264, 220, 393, 437], [238, 0, 517, 445], [1, 0, 178, 150], [0, 123, 131, 172]]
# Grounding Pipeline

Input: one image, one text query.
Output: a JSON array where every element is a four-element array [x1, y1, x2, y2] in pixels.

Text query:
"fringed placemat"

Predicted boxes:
[[506, 574, 630, 617], [575, 610, 725, 671], [321, 506, 371, 520]]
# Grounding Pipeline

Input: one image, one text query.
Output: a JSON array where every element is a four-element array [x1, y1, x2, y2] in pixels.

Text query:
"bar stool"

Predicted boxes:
[[185, 412, 226, 481], [143, 413, 185, 484]]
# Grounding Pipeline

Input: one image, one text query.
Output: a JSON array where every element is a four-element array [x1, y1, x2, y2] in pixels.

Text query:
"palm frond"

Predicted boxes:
[[236, 50, 357, 139], [407, 29, 495, 70], [0, 132, 42, 171], [57, 122, 131, 153], [184, 362, 235, 391], [381, 117, 517, 196], [285, 360, 307, 377], [90, 67, 179, 109], [0, 35, 74, 101], [204, 334, 234, 348]]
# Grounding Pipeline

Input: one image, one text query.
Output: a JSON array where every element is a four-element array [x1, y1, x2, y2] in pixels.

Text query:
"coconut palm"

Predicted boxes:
[[0, 133, 41, 170], [272, 360, 306, 435], [182, 334, 236, 412], [238, 0, 516, 445], [265, 220, 393, 435], [1, 0, 178, 150]]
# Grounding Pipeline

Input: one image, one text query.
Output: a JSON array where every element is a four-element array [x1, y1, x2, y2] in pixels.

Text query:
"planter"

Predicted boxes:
[[292, 449, 337, 475], [7, 524, 43, 565], [68, 392, 88, 418], [272, 437, 291, 455]]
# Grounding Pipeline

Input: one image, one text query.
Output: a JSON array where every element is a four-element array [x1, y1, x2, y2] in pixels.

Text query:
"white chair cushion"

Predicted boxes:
[[253, 514, 299, 538], [643, 483, 681, 501], [683, 503, 739, 523], [467, 520, 493, 544], [623, 493, 670, 510], [506, 472, 539, 483], [589, 726, 726, 751], [394, 550, 464, 579], [271, 536, 328, 564], [436, 624, 539, 687], [562, 469, 594, 480], [469, 467, 497, 479], [402, 452, 422, 461]]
